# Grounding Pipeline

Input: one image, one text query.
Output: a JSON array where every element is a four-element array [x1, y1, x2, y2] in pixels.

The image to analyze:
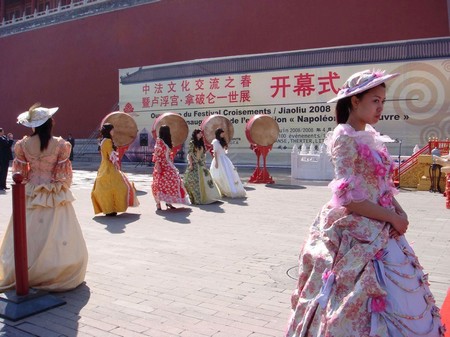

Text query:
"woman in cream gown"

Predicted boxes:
[[0, 105, 88, 292]]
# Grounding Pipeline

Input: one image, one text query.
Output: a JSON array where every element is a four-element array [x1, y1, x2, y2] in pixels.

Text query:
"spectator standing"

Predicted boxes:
[[67, 133, 75, 161], [0, 128, 14, 190]]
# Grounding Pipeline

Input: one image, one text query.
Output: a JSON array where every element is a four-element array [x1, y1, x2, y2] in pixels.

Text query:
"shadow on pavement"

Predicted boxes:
[[265, 184, 306, 190], [0, 283, 92, 337], [136, 190, 148, 196], [92, 213, 141, 233], [195, 201, 225, 213], [53, 282, 91, 335], [156, 207, 192, 224]]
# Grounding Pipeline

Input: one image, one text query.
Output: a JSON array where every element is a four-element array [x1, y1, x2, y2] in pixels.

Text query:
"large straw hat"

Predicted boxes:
[[17, 104, 59, 128], [327, 69, 399, 103]]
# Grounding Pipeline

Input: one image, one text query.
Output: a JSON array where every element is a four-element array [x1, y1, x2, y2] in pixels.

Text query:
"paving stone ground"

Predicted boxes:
[[0, 161, 449, 337]]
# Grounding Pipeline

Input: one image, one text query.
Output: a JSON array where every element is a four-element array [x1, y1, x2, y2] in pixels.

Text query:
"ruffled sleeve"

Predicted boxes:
[[328, 135, 368, 206], [12, 139, 30, 181], [52, 139, 73, 187]]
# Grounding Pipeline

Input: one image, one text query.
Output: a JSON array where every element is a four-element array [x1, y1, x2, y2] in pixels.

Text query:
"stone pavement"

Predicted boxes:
[[0, 162, 449, 337]]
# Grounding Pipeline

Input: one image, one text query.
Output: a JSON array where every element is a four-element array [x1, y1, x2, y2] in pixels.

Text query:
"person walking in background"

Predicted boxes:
[[285, 70, 444, 336], [210, 128, 246, 198], [91, 123, 139, 216], [183, 129, 220, 204], [151, 125, 190, 210], [67, 133, 75, 161], [0, 104, 88, 291], [0, 128, 14, 190]]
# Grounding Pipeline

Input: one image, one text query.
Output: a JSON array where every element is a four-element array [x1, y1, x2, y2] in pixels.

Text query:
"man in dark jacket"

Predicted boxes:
[[67, 133, 75, 161], [0, 128, 14, 190]]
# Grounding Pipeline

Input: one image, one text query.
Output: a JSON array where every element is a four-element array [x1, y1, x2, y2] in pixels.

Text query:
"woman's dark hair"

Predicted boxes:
[[100, 123, 117, 150], [215, 128, 227, 149], [101, 123, 114, 138], [159, 125, 173, 149], [191, 129, 205, 151], [335, 83, 386, 124], [32, 118, 53, 151]]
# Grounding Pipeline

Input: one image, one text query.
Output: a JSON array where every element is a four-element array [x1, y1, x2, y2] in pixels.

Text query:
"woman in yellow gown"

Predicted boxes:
[[91, 123, 139, 216]]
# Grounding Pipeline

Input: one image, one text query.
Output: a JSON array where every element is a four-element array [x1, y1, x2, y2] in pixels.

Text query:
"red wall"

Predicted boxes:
[[0, 0, 448, 138]]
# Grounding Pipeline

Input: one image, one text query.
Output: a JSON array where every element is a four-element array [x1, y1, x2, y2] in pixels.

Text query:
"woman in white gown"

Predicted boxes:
[[209, 128, 246, 198], [0, 104, 88, 292]]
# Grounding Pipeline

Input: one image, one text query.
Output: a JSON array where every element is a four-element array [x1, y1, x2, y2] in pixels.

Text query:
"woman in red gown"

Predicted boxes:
[[151, 125, 190, 210]]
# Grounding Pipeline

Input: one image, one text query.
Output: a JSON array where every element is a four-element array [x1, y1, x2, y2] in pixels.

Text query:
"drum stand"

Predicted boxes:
[[135, 146, 152, 167], [248, 144, 274, 184], [206, 144, 213, 158], [117, 145, 129, 170], [170, 145, 182, 163]]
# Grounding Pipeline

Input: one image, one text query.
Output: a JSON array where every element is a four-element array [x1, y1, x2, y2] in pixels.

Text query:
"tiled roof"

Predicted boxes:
[[0, 0, 159, 37]]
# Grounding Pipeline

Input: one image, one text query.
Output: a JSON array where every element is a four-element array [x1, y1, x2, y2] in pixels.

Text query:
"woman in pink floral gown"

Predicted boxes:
[[151, 125, 190, 210], [285, 70, 444, 337]]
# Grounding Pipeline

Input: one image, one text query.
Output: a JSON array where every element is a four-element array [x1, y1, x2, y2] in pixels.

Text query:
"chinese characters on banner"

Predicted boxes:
[[140, 75, 253, 109], [136, 72, 341, 110]]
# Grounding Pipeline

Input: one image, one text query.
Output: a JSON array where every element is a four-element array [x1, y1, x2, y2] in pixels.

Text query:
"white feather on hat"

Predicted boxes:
[[17, 104, 59, 128]]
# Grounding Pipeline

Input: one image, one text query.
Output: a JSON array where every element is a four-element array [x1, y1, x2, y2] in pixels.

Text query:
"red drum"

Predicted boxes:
[[151, 112, 189, 147], [245, 115, 279, 146], [101, 111, 138, 147], [245, 115, 279, 184], [200, 115, 234, 147]]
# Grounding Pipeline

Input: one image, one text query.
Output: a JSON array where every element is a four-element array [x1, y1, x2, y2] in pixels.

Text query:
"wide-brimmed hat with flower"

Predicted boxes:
[[17, 104, 59, 128], [327, 69, 399, 103]]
